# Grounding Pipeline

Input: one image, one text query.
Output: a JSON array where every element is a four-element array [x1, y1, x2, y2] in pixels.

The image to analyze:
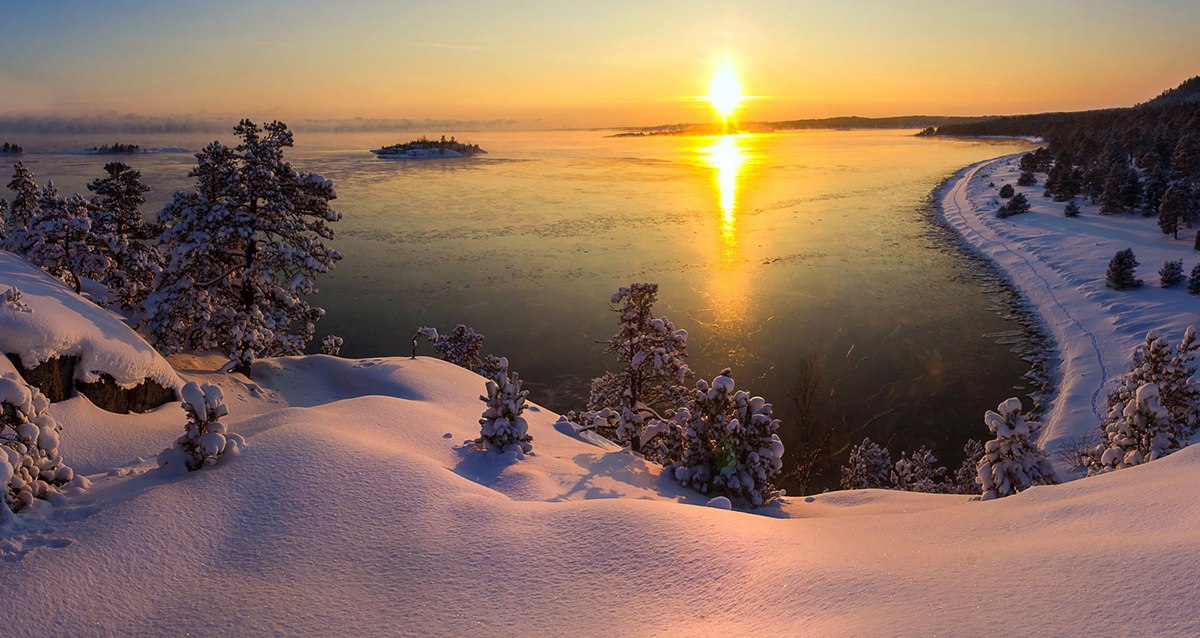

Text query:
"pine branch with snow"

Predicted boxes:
[[158, 382, 243, 473], [477, 358, 533, 457], [418, 324, 504, 378], [321, 334, 343, 356], [0, 375, 76, 523], [1105, 328, 1199, 437], [977, 398, 1056, 499], [86, 162, 163, 311]]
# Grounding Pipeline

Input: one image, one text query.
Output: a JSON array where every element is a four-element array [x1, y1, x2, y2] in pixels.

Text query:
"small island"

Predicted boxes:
[[371, 135, 486, 159], [85, 143, 142, 154], [0, 142, 23, 155]]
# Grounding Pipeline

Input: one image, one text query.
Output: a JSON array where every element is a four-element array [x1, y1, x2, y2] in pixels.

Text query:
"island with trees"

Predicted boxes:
[[371, 135, 486, 159], [0, 142, 22, 155], [84, 143, 143, 154]]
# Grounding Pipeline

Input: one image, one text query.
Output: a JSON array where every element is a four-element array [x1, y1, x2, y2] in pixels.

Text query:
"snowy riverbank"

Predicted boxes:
[[937, 154, 1199, 471], [2, 248, 1200, 635]]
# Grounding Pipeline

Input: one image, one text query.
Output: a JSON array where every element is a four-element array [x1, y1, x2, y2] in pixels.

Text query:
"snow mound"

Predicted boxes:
[[0, 251, 180, 391], [4, 353, 1200, 635]]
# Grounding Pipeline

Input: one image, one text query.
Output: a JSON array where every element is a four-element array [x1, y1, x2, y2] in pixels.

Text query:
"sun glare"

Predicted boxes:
[[707, 61, 743, 120]]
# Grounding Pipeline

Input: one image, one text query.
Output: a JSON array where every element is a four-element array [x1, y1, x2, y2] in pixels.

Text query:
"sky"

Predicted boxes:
[[2, 0, 1199, 129]]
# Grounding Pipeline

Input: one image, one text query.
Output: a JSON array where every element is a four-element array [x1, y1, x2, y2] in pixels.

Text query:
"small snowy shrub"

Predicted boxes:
[[671, 369, 784, 507], [839, 437, 892, 490], [1017, 170, 1038, 186], [320, 334, 343, 356], [951, 438, 985, 494], [0, 286, 30, 312], [998, 184, 1014, 198], [158, 382, 243, 472], [0, 376, 75, 520], [477, 359, 533, 456], [1160, 260, 1185, 287], [1189, 264, 1200, 295], [418, 324, 504, 378], [977, 398, 1056, 500], [1064, 201, 1081, 217], [1093, 383, 1178, 472], [1105, 248, 1141, 290], [889, 447, 948, 493]]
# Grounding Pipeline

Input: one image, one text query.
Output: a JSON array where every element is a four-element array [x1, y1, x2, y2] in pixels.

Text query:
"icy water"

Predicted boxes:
[[9, 129, 1035, 491]]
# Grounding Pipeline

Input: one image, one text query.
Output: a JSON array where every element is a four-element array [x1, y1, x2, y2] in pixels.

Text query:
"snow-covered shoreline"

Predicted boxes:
[[935, 154, 1199, 470]]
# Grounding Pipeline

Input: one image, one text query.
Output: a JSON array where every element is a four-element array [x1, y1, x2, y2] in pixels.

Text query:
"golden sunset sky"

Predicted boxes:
[[2, 0, 1198, 128]]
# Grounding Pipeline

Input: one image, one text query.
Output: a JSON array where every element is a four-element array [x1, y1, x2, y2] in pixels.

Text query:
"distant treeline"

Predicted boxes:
[[928, 76, 1200, 233], [0, 142, 22, 155]]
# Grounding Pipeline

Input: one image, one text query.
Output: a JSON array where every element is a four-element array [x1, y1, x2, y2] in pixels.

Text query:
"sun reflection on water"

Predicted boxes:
[[700, 134, 750, 263]]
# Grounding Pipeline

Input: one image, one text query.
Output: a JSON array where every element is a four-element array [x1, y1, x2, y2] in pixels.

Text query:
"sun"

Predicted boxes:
[[707, 61, 743, 120]]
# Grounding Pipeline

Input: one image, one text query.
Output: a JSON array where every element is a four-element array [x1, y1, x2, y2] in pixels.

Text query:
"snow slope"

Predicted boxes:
[[939, 157, 1200, 459], [0, 351, 1197, 636], [0, 251, 180, 390]]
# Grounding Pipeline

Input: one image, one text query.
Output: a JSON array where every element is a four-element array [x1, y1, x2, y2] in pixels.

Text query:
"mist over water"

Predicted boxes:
[[9, 128, 1035, 491]]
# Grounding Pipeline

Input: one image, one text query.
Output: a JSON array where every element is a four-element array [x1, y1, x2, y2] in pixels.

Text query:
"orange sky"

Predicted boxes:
[[2, 0, 1198, 128]]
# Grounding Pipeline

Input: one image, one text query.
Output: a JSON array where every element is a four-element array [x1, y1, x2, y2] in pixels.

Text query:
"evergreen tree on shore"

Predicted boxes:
[[1105, 248, 1141, 290], [140, 120, 341, 374]]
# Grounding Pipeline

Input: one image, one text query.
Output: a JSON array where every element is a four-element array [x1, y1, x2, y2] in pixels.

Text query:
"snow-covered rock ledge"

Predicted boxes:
[[936, 155, 1198, 465], [0, 251, 180, 412]]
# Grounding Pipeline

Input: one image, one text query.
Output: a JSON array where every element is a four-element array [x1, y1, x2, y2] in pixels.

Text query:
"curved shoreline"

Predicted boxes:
[[925, 156, 1059, 423]]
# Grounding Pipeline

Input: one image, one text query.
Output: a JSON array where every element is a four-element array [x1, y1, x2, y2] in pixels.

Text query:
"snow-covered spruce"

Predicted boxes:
[[476, 358, 533, 457], [1094, 383, 1178, 472], [16, 187, 108, 294], [141, 120, 341, 375], [158, 382, 244, 472], [1104, 328, 1199, 437], [418, 324, 503, 379], [588, 283, 692, 451], [889, 447, 948, 493], [839, 437, 892, 489], [671, 369, 783, 507], [0, 375, 76, 522], [321, 334, 343, 356], [977, 398, 1056, 500], [1189, 264, 1200, 295], [582, 405, 681, 465], [2, 162, 41, 253]]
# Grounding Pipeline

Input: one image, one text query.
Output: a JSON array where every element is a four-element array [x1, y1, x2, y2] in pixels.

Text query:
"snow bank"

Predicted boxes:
[[0, 251, 180, 391], [938, 157, 1199, 459], [3, 354, 1200, 635]]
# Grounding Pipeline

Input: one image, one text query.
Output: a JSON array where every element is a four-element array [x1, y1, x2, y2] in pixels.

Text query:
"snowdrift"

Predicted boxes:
[[0, 251, 179, 411], [2, 354, 1198, 636]]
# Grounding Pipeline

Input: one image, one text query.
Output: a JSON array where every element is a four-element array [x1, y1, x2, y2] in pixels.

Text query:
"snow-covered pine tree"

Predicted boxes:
[[17, 189, 109, 293], [839, 437, 892, 489], [1017, 170, 1037, 186], [587, 283, 692, 451], [1160, 259, 1185, 287], [1064, 201, 1081, 217], [1105, 248, 1141, 290], [1, 286, 29, 313], [2, 162, 40, 252], [671, 369, 784, 507], [141, 120, 341, 374], [86, 162, 161, 311], [952, 438, 985, 494], [157, 382, 243, 473], [889, 447, 948, 493], [1094, 383, 1177, 472], [0, 375, 76, 522], [1104, 328, 1200, 436], [1190, 264, 1200, 295], [477, 358, 533, 457], [977, 398, 1056, 499], [1158, 182, 1189, 239], [320, 334, 343, 356]]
